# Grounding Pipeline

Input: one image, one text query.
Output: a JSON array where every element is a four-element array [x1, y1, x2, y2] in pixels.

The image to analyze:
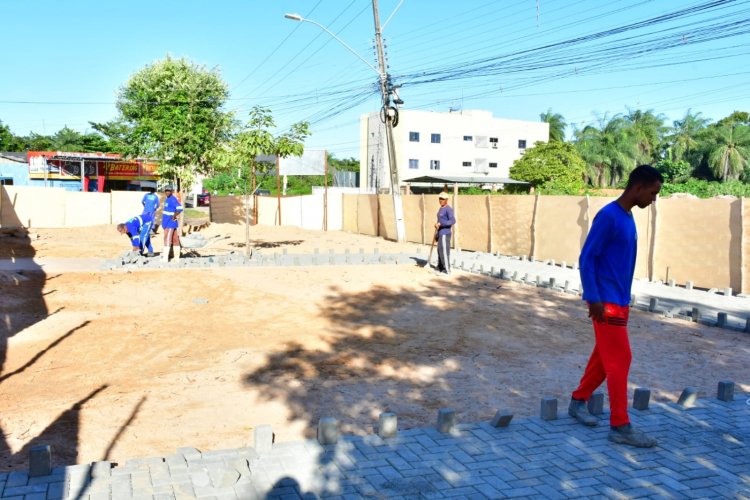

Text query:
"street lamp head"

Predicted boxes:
[[284, 13, 303, 21]]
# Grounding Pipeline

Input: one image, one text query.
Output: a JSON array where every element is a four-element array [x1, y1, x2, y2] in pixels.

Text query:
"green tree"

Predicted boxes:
[[50, 126, 85, 151], [509, 141, 586, 194], [328, 154, 359, 172], [704, 124, 750, 181], [0, 120, 23, 151], [573, 114, 637, 187], [210, 106, 310, 251], [665, 109, 709, 164], [624, 108, 667, 164], [654, 159, 691, 183], [540, 109, 567, 142], [106, 56, 232, 192]]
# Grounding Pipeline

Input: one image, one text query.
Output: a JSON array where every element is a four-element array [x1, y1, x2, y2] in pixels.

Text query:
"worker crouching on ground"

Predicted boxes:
[[117, 213, 154, 256], [161, 185, 183, 262]]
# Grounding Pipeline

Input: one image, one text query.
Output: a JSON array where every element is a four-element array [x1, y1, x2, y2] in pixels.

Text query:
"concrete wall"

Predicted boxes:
[[1, 186, 157, 228], [653, 197, 741, 291], [64, 192, 111, 227], [340, 193, 749, 293], [210, 195, 251, 225], [112, 191, 150, 225], [1, 186, 66, 227]]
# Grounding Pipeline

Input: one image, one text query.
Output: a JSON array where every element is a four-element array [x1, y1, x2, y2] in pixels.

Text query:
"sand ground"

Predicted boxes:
[[0, 223, 748, 471]]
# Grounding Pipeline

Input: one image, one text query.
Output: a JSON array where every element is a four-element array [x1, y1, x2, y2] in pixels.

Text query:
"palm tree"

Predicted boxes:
[[573, 114, 638, 187], [624, 108, 667, 164], [705, 124, 750, 180], [666, 109, 710, 163], [540, 109, 567, 142]]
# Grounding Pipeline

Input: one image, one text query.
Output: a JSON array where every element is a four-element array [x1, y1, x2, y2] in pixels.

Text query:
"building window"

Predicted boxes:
[[489, 137, 499, 149], [518, 139, 527, 149], [462, 161, 472, 167], [463, 135, 473, 141], [408, 159, 419, 169], [430, 160, 441, 170], [489, 162, 498, 168], [431, 133, 441, 144], [409, 131, 420, 142]]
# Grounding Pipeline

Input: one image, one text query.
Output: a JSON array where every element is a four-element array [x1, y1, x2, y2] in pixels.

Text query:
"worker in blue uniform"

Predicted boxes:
[[161, 185, 183, 262], [141, 187, 160, 234], [117, 213, 154, 256]]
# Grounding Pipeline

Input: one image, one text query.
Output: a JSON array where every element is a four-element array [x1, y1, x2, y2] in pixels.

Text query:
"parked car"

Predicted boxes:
[[197, 192, 211, 206]]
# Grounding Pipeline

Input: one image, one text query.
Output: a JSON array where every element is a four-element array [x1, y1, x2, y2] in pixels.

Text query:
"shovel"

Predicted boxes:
[[423, 228, 438, 268]]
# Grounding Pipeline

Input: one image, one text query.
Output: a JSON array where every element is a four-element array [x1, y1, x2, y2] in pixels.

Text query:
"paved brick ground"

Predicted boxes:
[[1, 394, 748, 499], [2, 251, 749, 499]]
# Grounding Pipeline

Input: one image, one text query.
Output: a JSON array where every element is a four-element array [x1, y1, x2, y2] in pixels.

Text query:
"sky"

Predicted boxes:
[[1, 0, 749, 159]]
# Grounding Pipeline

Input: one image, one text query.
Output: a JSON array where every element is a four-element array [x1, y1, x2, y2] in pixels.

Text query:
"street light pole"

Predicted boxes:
[[284, 5, 406, 242], [371, 0, 405, 242]]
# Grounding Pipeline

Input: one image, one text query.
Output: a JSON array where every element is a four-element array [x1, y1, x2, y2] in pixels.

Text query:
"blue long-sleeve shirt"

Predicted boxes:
[[161, 194, 183, 229], [579, 201, 637, 306], [436, 205, 456, 237], [142, 192, 160, 217]]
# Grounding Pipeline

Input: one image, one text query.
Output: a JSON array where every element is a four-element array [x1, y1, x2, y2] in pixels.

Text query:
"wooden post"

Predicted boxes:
[[324, 154, 328, 231], [421, 194, 425, 244], [453, 182, 459, 249], [276, 156, 282, 226], [487, 194, 493, 253], [531, 193, 540, 259]]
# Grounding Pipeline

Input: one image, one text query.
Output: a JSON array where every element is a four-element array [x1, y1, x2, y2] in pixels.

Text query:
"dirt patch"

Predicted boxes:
[[0, 224, 748, 471]]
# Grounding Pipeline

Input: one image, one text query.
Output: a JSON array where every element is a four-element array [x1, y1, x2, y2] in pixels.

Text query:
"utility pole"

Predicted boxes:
[[372, 0, 406, 242]]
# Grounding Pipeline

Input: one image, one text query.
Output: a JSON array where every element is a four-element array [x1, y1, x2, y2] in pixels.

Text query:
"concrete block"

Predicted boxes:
[[561, 260, 567, 268], [677, 387, 699, 408], [512, 271, 519, 281], [549, 277, 556, 288], [648, 297, 658, 312], [692, 307, 701, 323], [587, 392, 604, 415], [550, 259, 556, 266], [254, 425, 274, 454], [564, 281, 571, 293], [437, 408, 455, 433], [630, 294, 637, 307], [490, 411, 513, 428], [717, 380, 735, 402], [378, 412, 398, 439], [668, 278, 675, 287], [540, 397, 557, 421], [317, 417, 339, 445], [724, 287, 733, 296], [633, 388, 650, 410], [29, 445, 51, 477], [686, 280, 693, 290], [535, 275, 542, 286], [572, 262, 578, 270], [717, 312, 728, 327]]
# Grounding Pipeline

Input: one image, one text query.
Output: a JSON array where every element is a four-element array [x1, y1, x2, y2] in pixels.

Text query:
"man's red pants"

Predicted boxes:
[[572, 303, 632, 427]]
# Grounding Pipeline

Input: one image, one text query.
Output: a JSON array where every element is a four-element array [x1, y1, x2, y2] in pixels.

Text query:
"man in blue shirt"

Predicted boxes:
[[141, 187, 160, 234], [568, 165, 663, 448], [161, 185, 183, 262], [117, 213, 154, 256], [434, 192, 456, 275]]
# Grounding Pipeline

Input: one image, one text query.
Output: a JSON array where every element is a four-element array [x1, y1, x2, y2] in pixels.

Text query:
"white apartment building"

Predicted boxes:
[[359, 109, 549, 191]]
